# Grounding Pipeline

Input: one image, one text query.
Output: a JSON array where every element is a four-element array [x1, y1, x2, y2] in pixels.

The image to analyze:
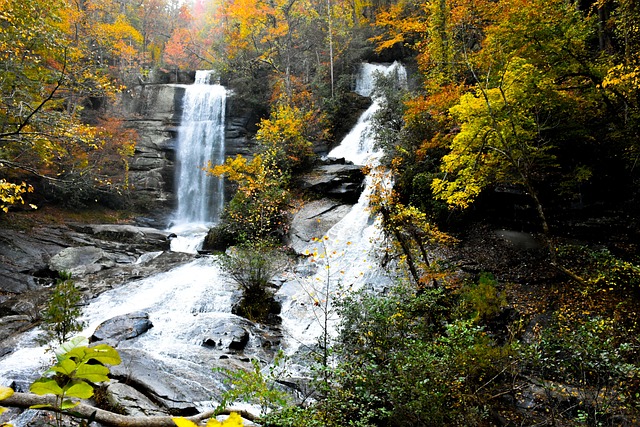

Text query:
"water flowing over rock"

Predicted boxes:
[[173, 71, 226, 226], [280, 62, 406, 359]]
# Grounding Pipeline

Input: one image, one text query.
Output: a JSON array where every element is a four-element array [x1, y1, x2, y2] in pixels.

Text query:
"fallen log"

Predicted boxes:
[[3, 392, 257, 427]]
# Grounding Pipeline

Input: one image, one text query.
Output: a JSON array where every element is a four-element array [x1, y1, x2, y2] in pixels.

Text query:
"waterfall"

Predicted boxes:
[[279, 62, 407, 356], [328, 61, 407, 166], [173, 70, 226, 227], [0, 63, 407, 424]]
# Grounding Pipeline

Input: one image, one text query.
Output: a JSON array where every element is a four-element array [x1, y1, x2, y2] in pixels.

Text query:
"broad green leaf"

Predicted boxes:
[[60, 399, 80, 410], [65, 347, 89, 363], [75, 363, 109, 383], [55, 337, 89, 362], [30, 379, 63, 396], [64, 381, 94, 399], [0, 386, 13, 400], [85, 344, 121, 365], [51, 359, 77, 376]]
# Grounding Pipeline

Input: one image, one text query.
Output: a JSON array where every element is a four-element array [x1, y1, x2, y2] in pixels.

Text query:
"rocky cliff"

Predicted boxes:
[[122, 83, 258, 223]]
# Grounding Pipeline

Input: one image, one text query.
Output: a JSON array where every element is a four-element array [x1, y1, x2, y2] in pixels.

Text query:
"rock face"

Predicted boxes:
[[288, 199, 354, 253], [297, 161, 365, 203], [122, 83, 260, 218]]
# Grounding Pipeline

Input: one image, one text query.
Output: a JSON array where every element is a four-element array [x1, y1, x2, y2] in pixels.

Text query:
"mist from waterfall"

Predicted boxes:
[[173, 70, 226, 228]]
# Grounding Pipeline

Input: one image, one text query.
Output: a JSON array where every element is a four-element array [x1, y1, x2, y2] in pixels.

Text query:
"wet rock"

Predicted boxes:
[[110, 348, 227, 413], [202, 323, 250, 351], [297, 162, 365, 203], [288, 199, 353, 254], [49, 246, 114, 276], [0, 316, 33, 354], [90, 311, 153, 345], [70, 224, 174, 251], [105, 381, 167, 416]]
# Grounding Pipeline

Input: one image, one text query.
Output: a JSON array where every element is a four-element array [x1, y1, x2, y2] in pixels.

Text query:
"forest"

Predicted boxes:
[[1, 0, 640, 426]]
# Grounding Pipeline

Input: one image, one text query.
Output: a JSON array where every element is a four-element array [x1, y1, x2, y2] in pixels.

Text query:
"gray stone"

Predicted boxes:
[[202, 323, 250, 351], [70, 224, 174, 251], [106, 381, 167, 416], [298, 163, 365, 203], [288, 199, 353, 254], [110, 349, 227, 412], [49, 246, 113, 276], [90, 311, 153, 345]]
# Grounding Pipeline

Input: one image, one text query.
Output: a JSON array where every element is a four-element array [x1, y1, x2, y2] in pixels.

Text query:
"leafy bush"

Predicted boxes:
[[558, 245, 640, 293], [40, 272, 86, 346], [320, 282, 513, 427], [523, 316, 639, 426], [219, 241, 289, 323], [460, 272, 507, 322]]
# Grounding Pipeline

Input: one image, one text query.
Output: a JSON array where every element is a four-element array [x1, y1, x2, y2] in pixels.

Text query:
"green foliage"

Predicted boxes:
[[40, 272, 86, 346], [460, 273, 507, 322], [558, 245, 640, 293], [216, 351, 292, 419], [29, 336, 121, 427], [219, 241, 289, 323], [523, 317, 639, 425], [323, 281, 513, 426]]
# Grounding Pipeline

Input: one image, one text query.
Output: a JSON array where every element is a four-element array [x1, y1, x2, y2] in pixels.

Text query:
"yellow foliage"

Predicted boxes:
[[173, 412, 244, 427], [0, 180, 34, 213]]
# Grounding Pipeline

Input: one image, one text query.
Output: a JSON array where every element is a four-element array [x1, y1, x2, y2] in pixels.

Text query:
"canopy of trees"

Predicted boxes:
[[1, 0, 640, 425]]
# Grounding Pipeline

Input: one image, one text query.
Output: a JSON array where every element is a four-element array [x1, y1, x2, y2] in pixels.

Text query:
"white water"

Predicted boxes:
[[279, 62, 407, 356], [328, 61, 407, 166], [0, 62, 407, 423], [173, 70, 226, 230]]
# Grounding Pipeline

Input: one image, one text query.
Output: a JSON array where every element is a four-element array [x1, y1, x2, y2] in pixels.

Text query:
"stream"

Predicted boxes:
[[0, 62, 406, 424]]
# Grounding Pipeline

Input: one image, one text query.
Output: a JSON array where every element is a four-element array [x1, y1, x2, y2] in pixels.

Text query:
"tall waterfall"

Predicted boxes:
[[173, 70, 226, 226], [279, 62, 407, 355]]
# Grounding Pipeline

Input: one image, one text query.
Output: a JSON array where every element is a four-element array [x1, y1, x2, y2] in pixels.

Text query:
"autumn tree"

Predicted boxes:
[[0, 0, 136, 209], [207, 154, 291, 243]]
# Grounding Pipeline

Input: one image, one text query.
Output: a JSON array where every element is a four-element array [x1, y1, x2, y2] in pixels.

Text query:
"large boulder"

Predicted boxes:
[[49, 246, 114, 276], [297, 162, 365, 203], [90, 311, 153, 345], [288, 199, 353, 254], [69, 224, 175, 252]]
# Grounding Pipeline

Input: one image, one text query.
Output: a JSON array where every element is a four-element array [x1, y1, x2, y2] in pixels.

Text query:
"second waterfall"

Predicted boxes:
[[173, 70, 226, 226]]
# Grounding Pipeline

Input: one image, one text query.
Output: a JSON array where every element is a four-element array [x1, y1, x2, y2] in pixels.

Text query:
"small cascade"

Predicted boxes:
[[279, 62, 407, 355], [328, 61, 407, 166]]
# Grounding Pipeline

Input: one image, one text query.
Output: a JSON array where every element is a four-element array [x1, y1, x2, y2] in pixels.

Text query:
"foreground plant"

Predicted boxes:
[[29, 336, 121, 427]]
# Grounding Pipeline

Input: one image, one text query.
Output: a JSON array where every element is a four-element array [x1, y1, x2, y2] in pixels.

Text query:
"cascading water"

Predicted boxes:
[[278, 62, 407, 356], [328, 61, 407, 165], [0, 62, 406, 424], [171, 70, 227, 252]]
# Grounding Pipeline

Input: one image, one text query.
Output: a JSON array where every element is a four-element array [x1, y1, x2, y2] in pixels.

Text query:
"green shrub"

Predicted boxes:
[[40, 272, 86, 346], [219, 241, 289, 323]]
